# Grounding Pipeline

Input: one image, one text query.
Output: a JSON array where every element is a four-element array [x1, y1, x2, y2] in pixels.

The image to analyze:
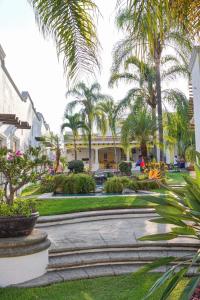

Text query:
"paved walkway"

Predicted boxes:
[[39, 210, 197, 251]]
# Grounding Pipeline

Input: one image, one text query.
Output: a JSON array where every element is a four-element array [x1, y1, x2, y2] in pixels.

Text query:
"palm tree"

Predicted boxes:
[[61, 113, 86, 160], [29, 0, 100, 80], [66, 82, 108, 171], [121, 107, 157, 159], [40, 133, 62, 172], [97, 99, 122, 167], [113, 2, 192, 160]]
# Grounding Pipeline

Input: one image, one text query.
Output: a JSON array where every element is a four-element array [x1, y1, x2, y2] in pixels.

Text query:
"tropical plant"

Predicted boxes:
[[68, 160, 84, 173], [39, 133, 62, 173], [61, 113, 86, 160], [119, 161, 132, 175], [121, 107, 157, 158], [97, 98, 122, 167], [66, 82, 109, 170], [29, 0, 100, 80], [0, 147, 49, 204], [136, 152, 200, 300], [114, 1, 192, 160]]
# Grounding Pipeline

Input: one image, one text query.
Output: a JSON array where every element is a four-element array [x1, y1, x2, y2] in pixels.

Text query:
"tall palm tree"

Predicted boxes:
[[29, 0, 100, 80], [61, 113, 86, 160], [113, 2, 192, 160], [40, 133, 62, 172], [121, 107, 157, 159], [97, 99, 122, 167], [66, 82, 108, 171]]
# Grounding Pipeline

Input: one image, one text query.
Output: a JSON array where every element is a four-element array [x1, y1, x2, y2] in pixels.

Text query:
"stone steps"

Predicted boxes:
[[16, 244, 199, 287]]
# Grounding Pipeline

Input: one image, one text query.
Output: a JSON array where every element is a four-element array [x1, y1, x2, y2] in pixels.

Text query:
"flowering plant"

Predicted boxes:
[[0, 147, 50, 205]]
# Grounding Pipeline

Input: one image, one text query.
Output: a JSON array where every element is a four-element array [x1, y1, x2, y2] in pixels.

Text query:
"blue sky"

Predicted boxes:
[[0, 0, 188, 133]]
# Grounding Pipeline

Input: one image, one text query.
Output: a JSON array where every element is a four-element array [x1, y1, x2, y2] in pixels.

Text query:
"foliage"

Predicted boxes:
[[144, 162, 168, 179], [40, 175, 56, 193], [66, 82, 110, 170], [52, 174, 96, 194], [121, 107, 157, 157], [68, 160, 84, 173], [104, 177, 124, 193], [0, 147, 50, 205], [0, 198, 37, 217], [61, 113, 86, 160], [119, 161, 132, 175], [29, 0, 100, 80], [136, 152, 200, 299]]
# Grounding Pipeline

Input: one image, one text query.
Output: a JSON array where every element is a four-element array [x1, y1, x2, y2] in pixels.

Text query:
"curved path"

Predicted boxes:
[[18, 209, 199, 287]]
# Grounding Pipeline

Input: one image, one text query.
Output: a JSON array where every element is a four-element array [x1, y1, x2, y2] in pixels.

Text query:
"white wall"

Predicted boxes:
[[190, 47, 200, 153], [0, 45, 50, 151]]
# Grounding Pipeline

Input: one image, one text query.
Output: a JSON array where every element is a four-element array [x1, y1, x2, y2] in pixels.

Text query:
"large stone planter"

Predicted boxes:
[[0, 229, 50, 286], [0, 212, 39, 238]]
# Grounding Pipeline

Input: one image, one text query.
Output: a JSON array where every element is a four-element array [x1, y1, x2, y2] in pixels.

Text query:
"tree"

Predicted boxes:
[[97, 98, 122, 167], [66, 82, 108, 171], [121, 107, 157, 158], [113, 1, 192, 160], [61, 113, 86, 160], [29, 0, 100, 80], [40, 133, 62, 173]]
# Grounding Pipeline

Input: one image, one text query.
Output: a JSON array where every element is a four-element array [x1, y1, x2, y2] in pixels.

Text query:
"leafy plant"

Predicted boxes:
[[68, 160, 84, 173], [119, 161, 132, 175], [52, 174, 96, 194], [0, 198, 37, 217], [104, 177, 124, 193], [135, 152, 200, 299], [0, 147, 50, 205]]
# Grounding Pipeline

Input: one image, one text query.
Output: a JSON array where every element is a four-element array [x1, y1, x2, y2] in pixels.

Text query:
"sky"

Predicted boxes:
[[0, 0, 188, 133]]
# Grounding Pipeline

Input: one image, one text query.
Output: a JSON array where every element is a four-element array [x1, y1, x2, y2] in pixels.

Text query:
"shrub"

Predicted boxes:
[[40, 175, 56, 193], [53, 174, 96, 194], [104, 177, 124, 193], [119, 161, 132, 175], [68, 160, 84, 173], [0, 198, 37, 217]]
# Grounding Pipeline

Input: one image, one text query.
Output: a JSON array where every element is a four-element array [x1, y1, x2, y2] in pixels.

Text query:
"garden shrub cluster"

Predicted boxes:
[[41, 174, 96, 194], [68, 160, 84, 173], [0, 198, 37, 217], [104, 176, 165, 193], [119, 161, 132, 175]]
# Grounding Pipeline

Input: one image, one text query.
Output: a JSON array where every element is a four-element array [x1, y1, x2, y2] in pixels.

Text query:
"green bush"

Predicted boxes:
[[68, 160, 84, 173], [0, 198, 37, 217], [40, 175, 56, 193], [53, 174, 96, 194], [104, 177, 124, 193], [119, 161, 132, 175], [104, 176, 165, 193]]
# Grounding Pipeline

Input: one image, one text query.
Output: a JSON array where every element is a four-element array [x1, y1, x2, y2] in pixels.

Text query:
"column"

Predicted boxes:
[[94, 148, 99, 171], [126, 149, 130, 161]]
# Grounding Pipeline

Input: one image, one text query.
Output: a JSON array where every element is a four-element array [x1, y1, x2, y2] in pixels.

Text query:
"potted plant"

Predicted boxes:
[[0, 147, 50, 238]]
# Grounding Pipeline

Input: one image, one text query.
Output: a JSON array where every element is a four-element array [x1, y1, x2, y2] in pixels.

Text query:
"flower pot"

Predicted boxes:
[[0, 212, 39, 238]]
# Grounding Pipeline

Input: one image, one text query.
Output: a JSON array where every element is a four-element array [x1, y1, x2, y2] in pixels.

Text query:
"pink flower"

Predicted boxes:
[[15, 150, 23, 157], [7, 153, 14, 161]]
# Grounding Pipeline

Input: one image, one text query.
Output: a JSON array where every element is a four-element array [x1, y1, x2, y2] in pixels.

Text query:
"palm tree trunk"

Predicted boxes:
[[155, 55, 164, 161], [113, 136, 118, 170], [152, 107, 157, 160], [140, 142, 147, 159], [73, 137, 77, 160], [55, 148, 61, 173], [88, 132, 92, 171]]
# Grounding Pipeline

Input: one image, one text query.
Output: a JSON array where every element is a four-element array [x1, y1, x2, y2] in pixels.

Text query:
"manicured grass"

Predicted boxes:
[[0, 273, 188, 300], [37, 194, 171, 216], [166, 172, 187, 186], [21, 184, 41, 197]]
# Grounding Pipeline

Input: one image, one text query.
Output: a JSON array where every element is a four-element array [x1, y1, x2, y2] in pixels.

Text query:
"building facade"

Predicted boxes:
[[189, 46, 200, 152], [0, 44, 50, 151]]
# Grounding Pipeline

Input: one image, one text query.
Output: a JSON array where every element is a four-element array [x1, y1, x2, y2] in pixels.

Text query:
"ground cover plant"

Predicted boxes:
[[0, 273, 188, 300]]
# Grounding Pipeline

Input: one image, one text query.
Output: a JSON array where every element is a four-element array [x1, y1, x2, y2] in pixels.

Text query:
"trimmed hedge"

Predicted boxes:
[[68, 160, 84, 173], [104, 176, 165, 193]]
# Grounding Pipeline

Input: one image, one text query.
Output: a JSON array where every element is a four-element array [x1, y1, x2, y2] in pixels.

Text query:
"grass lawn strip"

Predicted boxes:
[[37, 194, 173, 216], [0, 273, 188, 300]]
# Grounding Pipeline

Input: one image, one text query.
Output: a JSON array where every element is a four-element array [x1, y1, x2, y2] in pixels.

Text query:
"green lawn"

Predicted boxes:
[[166, 172, 187, 186], [0, 273, 188, 300], [37, 193, 171, 216]]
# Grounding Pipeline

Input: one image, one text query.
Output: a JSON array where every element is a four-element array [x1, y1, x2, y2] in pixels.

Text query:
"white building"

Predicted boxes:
[[189, 46, 200, 152], [0, 44, 50, 151]]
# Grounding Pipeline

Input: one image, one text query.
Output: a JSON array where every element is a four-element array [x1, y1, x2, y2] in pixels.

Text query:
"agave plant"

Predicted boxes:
[[136, 152, 200, 299]]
